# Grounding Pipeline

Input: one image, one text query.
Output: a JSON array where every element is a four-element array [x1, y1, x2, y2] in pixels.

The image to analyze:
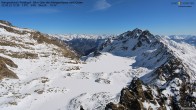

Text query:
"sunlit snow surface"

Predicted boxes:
[[0, 52, 151, 110], [0, 26, 151, 110]]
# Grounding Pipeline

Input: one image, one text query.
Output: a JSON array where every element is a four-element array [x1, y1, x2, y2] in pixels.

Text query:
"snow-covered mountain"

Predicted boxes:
[[0, 20, 82, 110], [168, 35, 196, 46], [51, 34, 115, 56], [51, 34, 110, 41], [0, 21, 195, 110], [51, 34, 112, 56], [89, 29, 196, 110]]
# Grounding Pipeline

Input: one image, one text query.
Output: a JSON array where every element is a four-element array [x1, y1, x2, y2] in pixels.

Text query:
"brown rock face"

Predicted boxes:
[[0, 56, 18, 79], [105, 102, 126, 110], [0, 20, 13, 26], [30, 32, 78, 59], [155, 58, 190, 82], [118, 78, 145, 110], [129, 77, 146, 101], [105, 78, 145, 110], [105, 77, 169, 110]]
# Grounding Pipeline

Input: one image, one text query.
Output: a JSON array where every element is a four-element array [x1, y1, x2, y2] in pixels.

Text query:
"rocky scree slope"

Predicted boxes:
[[0, 20, 78, 79], [0, 20, 82, 109]]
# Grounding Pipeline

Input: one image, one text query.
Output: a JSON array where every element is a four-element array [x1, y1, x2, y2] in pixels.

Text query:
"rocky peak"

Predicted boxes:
[[141, 30, 152, 36], [129, 77, 145, 100], [99, 28, 158, 52], [106, 78, 168, 110], [121, 28, 142, 38], [138, 30, 153, 43], [129, 28, 143, 36], [0, 20, 13, 26], [154, 57, 190, 84], [132, 28, 143, 33], [0, 21, 30, 35], [122, 29, 153, 41]]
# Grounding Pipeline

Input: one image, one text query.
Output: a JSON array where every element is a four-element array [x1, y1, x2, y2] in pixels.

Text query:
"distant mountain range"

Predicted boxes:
[[168, 35, 196, 46], [51, 34, 113, 56], [51, 33, 196, 57]]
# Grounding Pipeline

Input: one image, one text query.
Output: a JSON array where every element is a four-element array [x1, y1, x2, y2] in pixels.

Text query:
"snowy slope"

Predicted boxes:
[[159, 37, 196, 80], [0, 21, 84, 110], [0, 21, 152, 110]]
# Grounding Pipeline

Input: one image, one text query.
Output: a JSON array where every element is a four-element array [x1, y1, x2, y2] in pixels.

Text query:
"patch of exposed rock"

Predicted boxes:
[[31, 32, 78, 59], [0, 56, 18, 79], [105, 77, 167, 110]]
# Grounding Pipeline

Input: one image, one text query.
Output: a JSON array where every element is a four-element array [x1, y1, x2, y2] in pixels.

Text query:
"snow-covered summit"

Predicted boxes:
[[0, 20, 82, 110], [95, 28, 196, 110], [51, 34, 111, 41]]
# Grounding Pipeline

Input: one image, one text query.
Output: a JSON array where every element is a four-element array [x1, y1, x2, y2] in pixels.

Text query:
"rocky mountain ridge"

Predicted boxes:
[[94, 28, 196, 110]]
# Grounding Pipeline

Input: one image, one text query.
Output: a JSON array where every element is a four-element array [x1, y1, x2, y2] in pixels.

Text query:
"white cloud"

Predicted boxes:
[[94, 0, 111, 11]]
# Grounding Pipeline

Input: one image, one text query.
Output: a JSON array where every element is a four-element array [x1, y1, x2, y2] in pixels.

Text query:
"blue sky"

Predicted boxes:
[[0, 0, 196, 35]]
